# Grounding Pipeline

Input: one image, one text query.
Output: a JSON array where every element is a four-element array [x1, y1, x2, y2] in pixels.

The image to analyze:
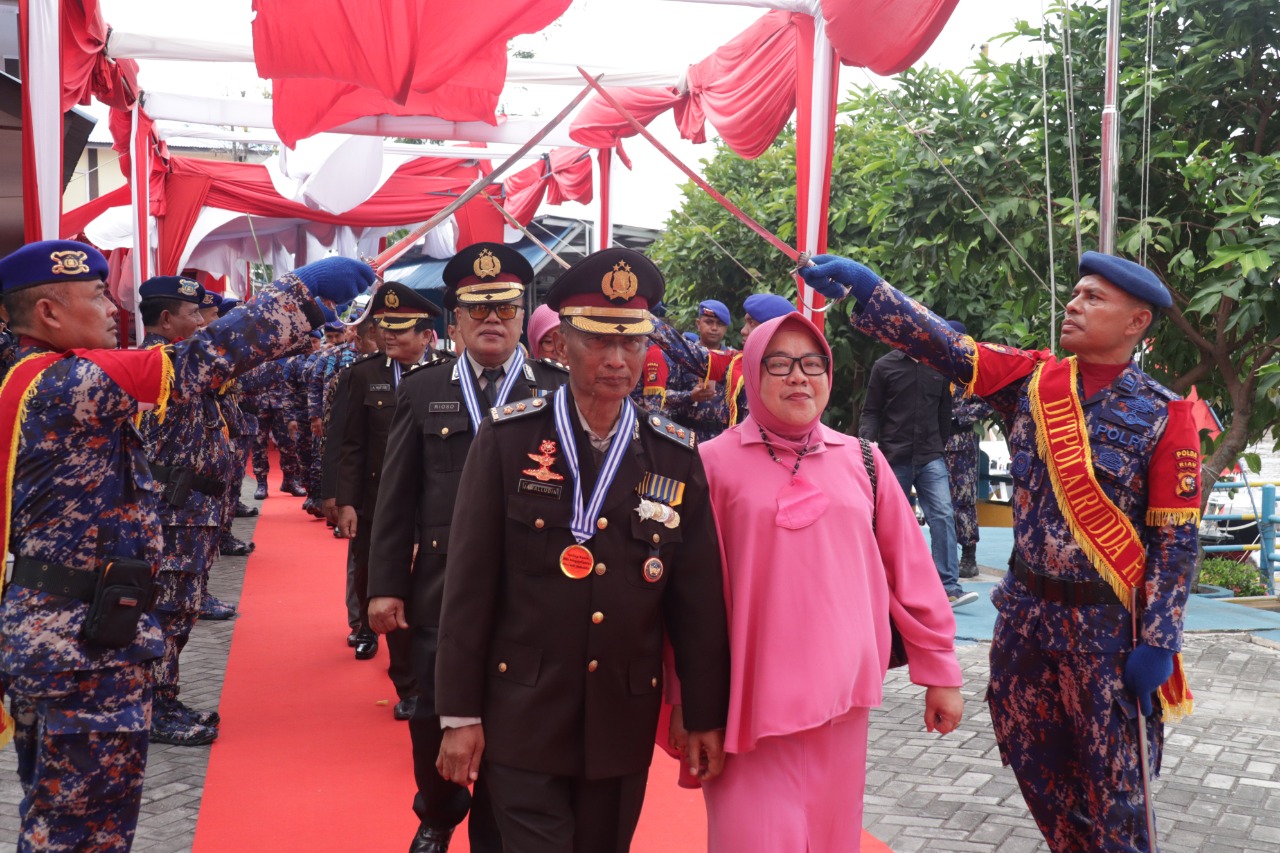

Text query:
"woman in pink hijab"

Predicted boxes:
[[526, 303, 562, 361], [676, 312, 964, 851]]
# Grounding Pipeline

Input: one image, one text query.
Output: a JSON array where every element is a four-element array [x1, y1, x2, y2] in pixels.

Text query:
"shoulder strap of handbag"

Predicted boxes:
[[858, 437, 877, 533]]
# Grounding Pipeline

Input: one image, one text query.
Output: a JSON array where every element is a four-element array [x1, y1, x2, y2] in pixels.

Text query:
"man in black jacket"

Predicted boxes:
[[860, 346, 977, 607]]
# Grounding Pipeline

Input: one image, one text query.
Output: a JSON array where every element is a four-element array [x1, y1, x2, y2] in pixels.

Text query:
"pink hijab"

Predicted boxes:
[[741, 311, 832, 439], [738, 312, 833, 528], [526, 304, 559, 355]]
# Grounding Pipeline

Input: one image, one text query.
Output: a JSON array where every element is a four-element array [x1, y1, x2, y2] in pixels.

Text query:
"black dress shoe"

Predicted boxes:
[[346, 630, 359, 647], [253, 482, 268, 500], [353, 630, 379, 660], [219, 536, 255, 557], [409, 825, 453, 853], [234, 501, 259, 518], [393, 696, 417, 721]]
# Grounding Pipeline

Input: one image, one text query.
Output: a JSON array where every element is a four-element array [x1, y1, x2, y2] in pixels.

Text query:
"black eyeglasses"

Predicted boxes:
[[464, 304, 519, 321], [761, 354, 830, 376]]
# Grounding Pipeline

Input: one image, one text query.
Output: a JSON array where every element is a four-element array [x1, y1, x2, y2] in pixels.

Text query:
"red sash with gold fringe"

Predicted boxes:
[[1029, 356, 1193, 720]]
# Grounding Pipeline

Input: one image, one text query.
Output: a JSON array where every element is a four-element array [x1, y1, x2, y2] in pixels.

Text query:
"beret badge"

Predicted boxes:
[[178, 279, 200, 297], [50, 250, 90, 276]]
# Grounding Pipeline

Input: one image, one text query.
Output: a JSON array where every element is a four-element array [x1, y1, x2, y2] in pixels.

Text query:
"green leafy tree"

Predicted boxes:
[[648, 0, 1280, 491]]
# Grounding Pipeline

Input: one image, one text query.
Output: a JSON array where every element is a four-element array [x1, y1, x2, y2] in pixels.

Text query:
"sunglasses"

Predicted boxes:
[[463, 303, 519, 321]]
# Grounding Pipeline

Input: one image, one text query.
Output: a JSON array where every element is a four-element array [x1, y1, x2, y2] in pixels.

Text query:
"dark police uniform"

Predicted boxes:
[[0, 241, 336, 852], [808, 251, 1199, 852], [436, 247, 731, 853]]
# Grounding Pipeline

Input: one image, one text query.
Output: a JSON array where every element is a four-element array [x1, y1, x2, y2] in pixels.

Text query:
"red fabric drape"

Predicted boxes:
[[251, 0, 573, 147], [61, 183, 130, 237], [822, 0, 961, 76], [569, 12, 805, 161], [501, 148, 594, 226], [62, 0, 138, 110]]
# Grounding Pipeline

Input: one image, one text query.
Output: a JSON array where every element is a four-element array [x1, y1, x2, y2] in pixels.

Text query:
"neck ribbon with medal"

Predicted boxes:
[[551, 387, 636, 580], [458, 348, 525, 431]]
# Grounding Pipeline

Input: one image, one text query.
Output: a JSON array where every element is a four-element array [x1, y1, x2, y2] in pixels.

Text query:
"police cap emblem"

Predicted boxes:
[[50, 250, 89, 276]]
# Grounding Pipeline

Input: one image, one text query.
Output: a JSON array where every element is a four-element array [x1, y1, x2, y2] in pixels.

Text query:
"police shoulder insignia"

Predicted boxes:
[[1144, 376, 1179, 402], [351, 352, 381, 367], [492, 395, 550, 425], [645, 413, 696, 450], [536, 357, 569, 373]]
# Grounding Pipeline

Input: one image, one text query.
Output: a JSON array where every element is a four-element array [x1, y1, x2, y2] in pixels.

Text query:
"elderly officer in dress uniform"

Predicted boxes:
[[0, 239, 370, 852], [801, 251, 1200, 852], [368, 242, 566, 853], [335, 282, 440, 709], [435, 248, 732, 853], [136, 274, 236, 745]]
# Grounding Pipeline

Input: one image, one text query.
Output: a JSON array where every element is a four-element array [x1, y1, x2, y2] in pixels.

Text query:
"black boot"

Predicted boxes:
[[253, 480, 268, 500], [409, 826, 453, 853], [959, 544, 979, 578]]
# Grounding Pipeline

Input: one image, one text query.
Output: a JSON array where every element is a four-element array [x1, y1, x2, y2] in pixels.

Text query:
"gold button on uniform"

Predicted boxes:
[[591, 612, 604, 624], [594, 563, 606, 576], [441, 427, 450, 436], [651, 533, 660, 544], [376, 400, 384, 407], [535, 519, 545, 529], [587, 660, 599, 673], [431, 540, 438, 548], [498, 662, 508, 673], [596, 518, 608, 530], [651, 677, 658, 688]]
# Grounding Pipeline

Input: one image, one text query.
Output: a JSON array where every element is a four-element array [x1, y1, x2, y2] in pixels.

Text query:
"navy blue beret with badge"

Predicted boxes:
[[217, 298, 240, 318], [200, 290, 223, 311], [139, 275, 206, 305], [545, 247, 665, 336], [1078, 251, 1171, 309], [442, 241, 534, 312], [0, 239, 109, 294], [697, 299, 730, 325], [743, 293, 795, 323]]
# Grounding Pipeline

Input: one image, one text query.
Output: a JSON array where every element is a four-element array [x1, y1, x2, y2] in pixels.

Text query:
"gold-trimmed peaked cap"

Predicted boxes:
[[442, 241, 534, 311], [369, 280, 440, 331], [546, 248, 664, 336]]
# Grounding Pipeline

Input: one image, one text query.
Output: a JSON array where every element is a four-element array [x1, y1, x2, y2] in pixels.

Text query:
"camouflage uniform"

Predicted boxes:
[[847, 282, 1196, 852], [248, 357, 303, 489], [0, 276, 319, 851], [286, 350, 319, 496], [945, 387, 994, 548], [304, 343, 352, 498], [217, 378, 255, 544], [643, 318, 741, 441]]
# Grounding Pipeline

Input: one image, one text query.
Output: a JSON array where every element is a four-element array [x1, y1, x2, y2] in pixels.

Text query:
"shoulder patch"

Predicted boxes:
[[491, 395, 552, 424], [537, 357, 570, 373], [644, 412, 697, 450], [351, 351, 382, 367], [399, 356, 453, 385], [1144, 375, 1180, 402]]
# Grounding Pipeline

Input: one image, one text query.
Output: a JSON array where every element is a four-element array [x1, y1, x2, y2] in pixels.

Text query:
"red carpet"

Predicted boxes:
[[195, 474, 894, 851]]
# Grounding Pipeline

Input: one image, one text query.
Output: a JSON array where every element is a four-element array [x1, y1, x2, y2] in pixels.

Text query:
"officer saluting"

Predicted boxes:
[[435, 248, 731, 853], [368, 242, 566, 853]]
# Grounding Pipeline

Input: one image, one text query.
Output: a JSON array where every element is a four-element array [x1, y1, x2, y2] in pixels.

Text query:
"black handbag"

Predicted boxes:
[[858, 438, 908, 669]]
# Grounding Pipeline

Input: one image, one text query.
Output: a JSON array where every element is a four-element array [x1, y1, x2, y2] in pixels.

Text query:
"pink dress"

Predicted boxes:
[[696, 417, 962, 851]]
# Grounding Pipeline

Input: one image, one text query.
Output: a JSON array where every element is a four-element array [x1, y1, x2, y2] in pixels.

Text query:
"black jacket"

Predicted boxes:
[[859, 349, 952, 466]]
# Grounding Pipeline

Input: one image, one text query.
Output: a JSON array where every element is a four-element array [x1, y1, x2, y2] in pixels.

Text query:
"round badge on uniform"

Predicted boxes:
[[560, 544, 595, 580], [643, 556, 664, 583]]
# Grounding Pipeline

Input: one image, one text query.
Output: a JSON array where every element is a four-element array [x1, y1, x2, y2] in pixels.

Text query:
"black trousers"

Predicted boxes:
[[409, 626, 501, 851], [481, 761, 648, 853], [352, 524, 415, 698]]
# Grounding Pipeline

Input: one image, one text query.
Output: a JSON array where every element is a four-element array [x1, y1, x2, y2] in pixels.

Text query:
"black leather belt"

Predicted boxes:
[[1010, 553, 1124, 607], [10, 556, 98, 602], [149, 463, 226, 497]]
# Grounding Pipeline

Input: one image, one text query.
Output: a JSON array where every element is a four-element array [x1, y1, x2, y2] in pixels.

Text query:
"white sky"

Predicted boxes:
[[99, 0, 1045, 228]]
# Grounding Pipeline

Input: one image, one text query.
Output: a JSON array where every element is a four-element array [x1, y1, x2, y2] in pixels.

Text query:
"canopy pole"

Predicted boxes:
[[794, 13, 838, 331], [1098, 0, 1122, 254], [595, 148, 613, 251], [20, 0, 62, 241]]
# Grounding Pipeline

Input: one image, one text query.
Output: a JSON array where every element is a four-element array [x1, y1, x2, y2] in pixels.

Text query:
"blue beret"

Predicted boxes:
[[139, 275, 206, 305], [1079, 251, 1171, 309], [217, 298, 240, 318], [323, 321, 345, 332], [200, 290, 223, 310], [683, 331, 699, 343], [697, 299, 730, 325], [0, 239, 108, 294], [309, 329, 324, 339], [743, 293, 796, 323], [947, 319, 968, 335]]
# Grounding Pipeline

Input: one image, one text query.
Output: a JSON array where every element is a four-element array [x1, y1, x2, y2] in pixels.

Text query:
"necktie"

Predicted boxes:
[[481, 368, 504, 408]]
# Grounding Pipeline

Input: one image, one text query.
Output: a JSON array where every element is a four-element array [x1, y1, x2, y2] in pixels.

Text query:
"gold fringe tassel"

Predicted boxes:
[[1147, 508, 1201, 527], [962, 336, 981, 397]]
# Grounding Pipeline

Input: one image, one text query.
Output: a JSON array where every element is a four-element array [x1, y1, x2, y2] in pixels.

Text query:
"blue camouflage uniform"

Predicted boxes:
[[642, 317, 739, 441], [836, 278, 1196, 852], [0, 249, 324, 851], [945, 386, 994, 548], [248, 357, 303, 489]]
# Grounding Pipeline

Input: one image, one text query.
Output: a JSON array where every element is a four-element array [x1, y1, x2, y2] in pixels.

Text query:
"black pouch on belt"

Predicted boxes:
[[81, 557, 155, 649]]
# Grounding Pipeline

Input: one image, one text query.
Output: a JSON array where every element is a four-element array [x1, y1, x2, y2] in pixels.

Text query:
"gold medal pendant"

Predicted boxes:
[[642, 556, 664, 583], [560, 544, 595, 580]]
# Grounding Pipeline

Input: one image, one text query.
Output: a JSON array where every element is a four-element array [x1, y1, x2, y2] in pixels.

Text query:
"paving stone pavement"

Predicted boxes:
[[4, 514, 1280, 851]]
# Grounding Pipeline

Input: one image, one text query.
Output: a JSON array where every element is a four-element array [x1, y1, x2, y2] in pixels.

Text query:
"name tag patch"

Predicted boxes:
[[370, 383, 392, 392], [517, 479, 563, 499], [429, 402, 461, 413]]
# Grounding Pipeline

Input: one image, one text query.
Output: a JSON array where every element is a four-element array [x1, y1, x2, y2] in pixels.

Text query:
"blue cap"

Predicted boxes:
[[309, 329, 324, 339], [200, 290, 223, 311], [139, 275, 206, 305], [743, 293, 796, 323], [1079, 251, 1171, 309], [0, 239, 109, 294], [947, 319, 967, 334], [697, 299, 730, 325], [323, 321, 345, 332], [217, 298, 240, 318]]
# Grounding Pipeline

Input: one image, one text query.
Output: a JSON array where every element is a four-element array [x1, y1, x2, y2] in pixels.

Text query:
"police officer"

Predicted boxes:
[[136, 274, 235, 744], [300, 322, 350, 517], [801, 252, 1200, 852], [335, 282, 441, 709], [248, 353, 304, 499], [435, 247, 731, 853], [215, 296, 260, 563], [942, 321, 995, 579], [649, 299, 735, 443], [368, 242, 566, 853], [0, 239, 370, 851]]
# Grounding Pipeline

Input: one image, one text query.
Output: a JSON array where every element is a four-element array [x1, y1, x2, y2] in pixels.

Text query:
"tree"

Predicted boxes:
[[647, 0, 1280, 490]]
